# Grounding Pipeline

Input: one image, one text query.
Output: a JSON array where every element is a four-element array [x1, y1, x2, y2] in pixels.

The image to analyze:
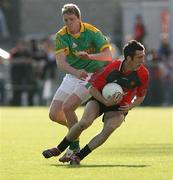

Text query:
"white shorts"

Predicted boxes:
[[53, 74, 92, 102]]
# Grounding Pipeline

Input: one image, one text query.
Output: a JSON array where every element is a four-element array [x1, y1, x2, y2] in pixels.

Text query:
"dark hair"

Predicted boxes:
[[123, 40, 145, 60], [62, 3, 81, 18]]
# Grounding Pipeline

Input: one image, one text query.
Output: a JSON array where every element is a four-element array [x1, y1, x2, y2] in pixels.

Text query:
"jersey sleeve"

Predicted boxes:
[[136, 69, 149, 97], [55, 34, 69, 55], [93, 31, 110, 52]]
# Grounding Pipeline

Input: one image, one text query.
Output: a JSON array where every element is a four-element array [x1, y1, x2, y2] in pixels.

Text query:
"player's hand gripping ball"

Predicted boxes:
[[102, 83, 123, 100]]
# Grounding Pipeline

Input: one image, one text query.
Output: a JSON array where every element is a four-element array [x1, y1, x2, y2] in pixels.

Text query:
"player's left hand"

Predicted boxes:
[[104, 93, 123, 106], [113, 92, 123, 104], [118, 103, 132, 113]]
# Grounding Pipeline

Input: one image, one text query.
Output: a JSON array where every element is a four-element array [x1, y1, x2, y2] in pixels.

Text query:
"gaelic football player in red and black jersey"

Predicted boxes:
[[42, 40, 149, 165]]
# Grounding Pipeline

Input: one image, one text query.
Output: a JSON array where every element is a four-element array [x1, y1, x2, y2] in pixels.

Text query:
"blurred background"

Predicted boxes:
[[0, 0, 173, 107]]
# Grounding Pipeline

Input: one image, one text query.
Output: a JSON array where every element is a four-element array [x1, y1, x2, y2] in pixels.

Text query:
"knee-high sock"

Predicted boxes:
[[77, 144, 92, 160], [57, 137, 71, 152]]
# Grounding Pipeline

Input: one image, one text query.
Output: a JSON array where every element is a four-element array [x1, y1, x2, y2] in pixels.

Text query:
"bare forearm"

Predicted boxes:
[[88, 48, 112, 62], [89, 86, 106, 104], [56, 52, 80, 77], [77, 48, 112, 62], [89, 52, 112, 62], [56, 58, 77, 76]]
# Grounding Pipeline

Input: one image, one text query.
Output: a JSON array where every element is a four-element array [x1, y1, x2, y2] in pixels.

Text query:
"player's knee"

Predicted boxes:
[[106, 121, 122, 134], [49, 110, 62, 123], [78, 120, 90, 130], [49, 111, 57, 122], [114, 118, 123, 129]]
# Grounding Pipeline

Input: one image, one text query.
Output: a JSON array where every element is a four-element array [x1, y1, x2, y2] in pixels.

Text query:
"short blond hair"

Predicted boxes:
[[62, 3, 81, 18]]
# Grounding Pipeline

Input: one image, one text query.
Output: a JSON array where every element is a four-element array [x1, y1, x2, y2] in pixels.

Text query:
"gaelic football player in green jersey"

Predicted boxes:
[[42, 3, 112, 163]]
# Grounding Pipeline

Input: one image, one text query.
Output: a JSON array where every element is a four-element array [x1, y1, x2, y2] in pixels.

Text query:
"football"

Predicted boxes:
[[102, 83, 123, 99]]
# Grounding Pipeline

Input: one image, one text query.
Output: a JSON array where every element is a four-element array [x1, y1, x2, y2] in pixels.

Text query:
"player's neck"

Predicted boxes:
[[70, 28, 80, 35], [123, 60, 133, 72], [68, 23, 81, 35]]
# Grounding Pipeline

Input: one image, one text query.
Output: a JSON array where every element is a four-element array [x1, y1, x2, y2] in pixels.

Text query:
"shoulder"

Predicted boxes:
[[56, 26, 67, 36], [101, 60, 122, 72], [138, 65, 149, 76], [83, 22, 100, 33], [137, 65, 149, 83]]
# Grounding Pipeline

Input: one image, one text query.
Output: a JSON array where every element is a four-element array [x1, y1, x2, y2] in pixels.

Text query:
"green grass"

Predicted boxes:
[[0, 107, 173, 180]]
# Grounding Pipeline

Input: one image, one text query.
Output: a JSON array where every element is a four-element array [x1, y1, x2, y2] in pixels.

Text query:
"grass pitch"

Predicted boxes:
[[0, 107, 173, 180]]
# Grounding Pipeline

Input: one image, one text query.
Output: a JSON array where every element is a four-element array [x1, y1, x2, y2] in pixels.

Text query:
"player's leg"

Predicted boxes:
[[71, 111, 125, 164], [87, 111, 125, 150], [66, 100, 100, 141], [58, 93, 82, 162], [62, 93, 81, 128], [59, 81, 91, 162], [63, 84, 91, 128], [42, 75, 79, 158], [62, 73, 92, 128], [43, 100, 99, 159], [49, 93, 68, 126], [59, 100, 99, 162], [48, 74, 80, 126]]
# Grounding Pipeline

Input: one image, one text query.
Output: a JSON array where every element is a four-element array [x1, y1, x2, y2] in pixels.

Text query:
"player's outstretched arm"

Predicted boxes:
[[77, 47, 112, 62]]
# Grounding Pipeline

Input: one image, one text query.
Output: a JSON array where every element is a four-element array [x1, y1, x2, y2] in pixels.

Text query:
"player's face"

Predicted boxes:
[[63, 13, 81, 34], [132, 50, 145, 70]]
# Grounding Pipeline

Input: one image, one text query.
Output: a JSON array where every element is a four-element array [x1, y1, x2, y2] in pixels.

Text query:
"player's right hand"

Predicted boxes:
[[75, 69, 88, 80], [104, 98, 116, 106], [104, 93, 123, 106], [113, 92, 123, 104]]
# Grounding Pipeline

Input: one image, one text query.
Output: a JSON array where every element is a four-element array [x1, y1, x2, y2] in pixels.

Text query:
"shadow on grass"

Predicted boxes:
[[50, 163, 150, 168]]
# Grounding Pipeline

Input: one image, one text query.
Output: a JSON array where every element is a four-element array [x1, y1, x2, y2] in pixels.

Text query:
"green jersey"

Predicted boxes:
[[55, 22, 110, 73]]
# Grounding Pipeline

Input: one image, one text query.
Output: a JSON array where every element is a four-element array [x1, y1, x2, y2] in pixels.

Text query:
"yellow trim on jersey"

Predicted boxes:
[[83, 23, 99, 32], [55, 47, 69, 55], [80, 23, 85, 32], [100, 44, 110, 52], [57, 26, 67, 36], [57, 22, 99, 38]]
